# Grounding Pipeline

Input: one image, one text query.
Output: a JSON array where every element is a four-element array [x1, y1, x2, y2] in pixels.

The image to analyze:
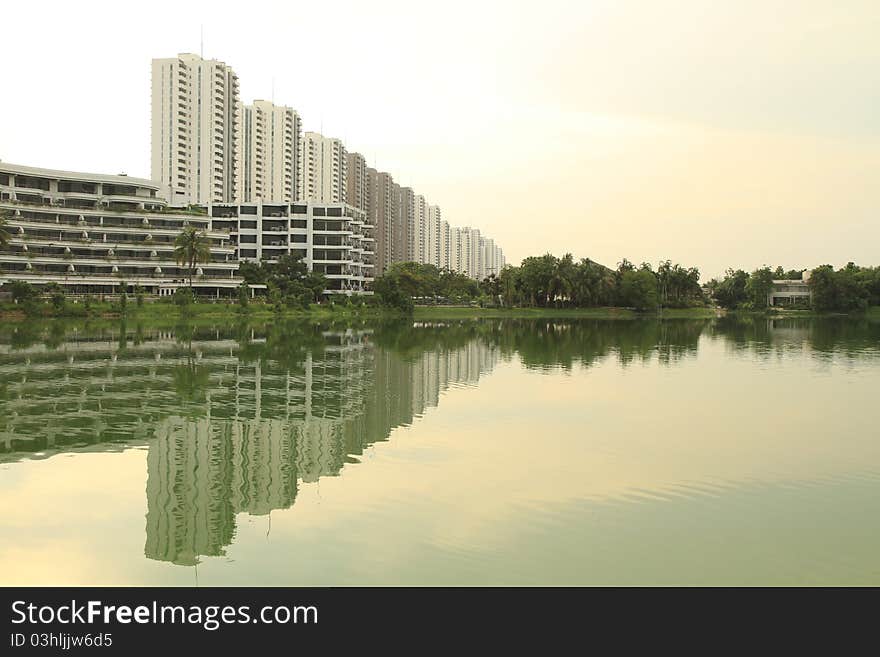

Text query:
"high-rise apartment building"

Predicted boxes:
[[345, 152, 368, 211], [366, 168, 395, 274], [425, 205, 442, 268], [439, 219, 451, 270], [149, 53, 505, 280], [480, 237, 496, 279], [394, 185, 414, 263], [461, 227, 481, 279], [413, 194, 428, 263], [151, 53, 240, 205], [298, 132, 346, 203], [448, 225, 461, 273], [235, 100, 301, 203]]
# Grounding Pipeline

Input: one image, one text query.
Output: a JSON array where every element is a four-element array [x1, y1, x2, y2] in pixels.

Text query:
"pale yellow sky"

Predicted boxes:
[[1, 0, 877, 277]]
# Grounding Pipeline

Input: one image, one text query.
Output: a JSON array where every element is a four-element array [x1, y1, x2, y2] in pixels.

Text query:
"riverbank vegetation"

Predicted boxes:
[[372, 255, 704, 313], [707, 263, 880, 312], [3, 248, 878, 322]]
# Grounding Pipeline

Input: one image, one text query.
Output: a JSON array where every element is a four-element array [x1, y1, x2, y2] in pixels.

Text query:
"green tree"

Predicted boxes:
[[712, 269, 750, 309], [619, 269, 659, 311], [4, 280, 37, 304], [173, 287, 194, 307], [44, 282, 66, 313], [746, 266, 774, 309], [303, 270, 328, 303], [118, 280, 128, 312], [519, 254, 558, 306], [480, 274, 502, 304], [372, 273, 415, 313], [173, 226, 211, 290], [809, 263, 870, 312], [553, 253, 576, 307], [498, 265, 521, 307], [238, 260, 269, 285], [237, 281, 250, 309]]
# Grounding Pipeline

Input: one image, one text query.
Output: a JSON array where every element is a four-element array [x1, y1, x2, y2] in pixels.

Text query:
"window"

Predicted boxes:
[[239, 234, 257, 243], [240, 220, 257, 229]]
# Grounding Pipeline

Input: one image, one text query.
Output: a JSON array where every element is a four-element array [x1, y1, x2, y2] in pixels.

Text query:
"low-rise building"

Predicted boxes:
[[208, 200, 374, 294], [768, 271, 812, 307], [0, 162, 240, 296]]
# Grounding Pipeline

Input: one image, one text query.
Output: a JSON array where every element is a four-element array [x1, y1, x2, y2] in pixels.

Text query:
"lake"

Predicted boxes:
[[1, 316, 879, 585]]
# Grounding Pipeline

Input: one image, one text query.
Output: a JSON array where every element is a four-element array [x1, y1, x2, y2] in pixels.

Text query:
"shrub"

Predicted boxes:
[[4, 280, 37, 304], [173, 287, 194, 307], [237, 282, 250, 309]]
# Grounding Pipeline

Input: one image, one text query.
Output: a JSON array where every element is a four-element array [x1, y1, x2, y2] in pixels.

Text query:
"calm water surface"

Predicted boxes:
[[1, 316, 879, 585]]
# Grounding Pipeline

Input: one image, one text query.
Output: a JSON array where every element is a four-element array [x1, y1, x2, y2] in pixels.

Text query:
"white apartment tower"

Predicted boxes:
[[235, 100, 301, 203], [448, 225, 462, 273], [151, 53, 240, 205], [439, 219, 451, 270], [298, 132, 347, 203], [345, 152, 368, 211], [413, 194, 428, 263], [395, 186, 415, 263], [458, 227, 481, 278], [426, 204, 442, 268], [480, 237, 499, 279]]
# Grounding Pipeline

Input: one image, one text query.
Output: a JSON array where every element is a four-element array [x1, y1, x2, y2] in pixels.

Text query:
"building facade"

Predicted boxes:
[[345, 152, 368, 212], [298, 132, 347, 203], [0, 163, 240, 295], [208, 200, 374, 294], [149, 53, 505, 279], [413, 194, 428, 264], [365, 168, 395, 274], [395, 186, 415, 263], [235, 100, 301, 204], [151, 53, 240, 205], [768, 272, 813, 307]]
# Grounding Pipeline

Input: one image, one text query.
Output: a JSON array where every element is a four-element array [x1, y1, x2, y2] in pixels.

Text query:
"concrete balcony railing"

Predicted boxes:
[[7, 217, 228, 240]]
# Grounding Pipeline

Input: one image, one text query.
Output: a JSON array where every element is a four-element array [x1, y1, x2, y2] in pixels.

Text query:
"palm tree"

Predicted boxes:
[[173, 226, 211, 290]]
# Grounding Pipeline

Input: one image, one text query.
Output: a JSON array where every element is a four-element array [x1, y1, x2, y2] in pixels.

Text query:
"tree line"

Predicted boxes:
[[373, 254, 880, 314], [707, 263, 880, 311], [372, 262, 482, 312], [372, 255, 703, 311], [482, 255, 702, 311], [238, 253, 328, 309]]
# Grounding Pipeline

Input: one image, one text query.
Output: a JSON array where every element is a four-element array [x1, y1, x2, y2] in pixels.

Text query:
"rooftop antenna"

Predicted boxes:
[[271, 77, 275, 104], [200, 24, 204, 58]]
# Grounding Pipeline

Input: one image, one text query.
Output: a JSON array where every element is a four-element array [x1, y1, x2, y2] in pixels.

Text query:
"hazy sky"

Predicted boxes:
[[1, 0, 877, 277]]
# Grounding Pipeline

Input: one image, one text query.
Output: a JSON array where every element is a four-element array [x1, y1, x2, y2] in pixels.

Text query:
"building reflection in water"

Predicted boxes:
[[0, 321, 500, 566], [4, 316, 874, 566]]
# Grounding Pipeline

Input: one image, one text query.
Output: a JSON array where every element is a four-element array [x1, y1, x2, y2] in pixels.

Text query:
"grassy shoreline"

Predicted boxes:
[[2, 302, 876, 324], [413, 306, 720, 319]]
